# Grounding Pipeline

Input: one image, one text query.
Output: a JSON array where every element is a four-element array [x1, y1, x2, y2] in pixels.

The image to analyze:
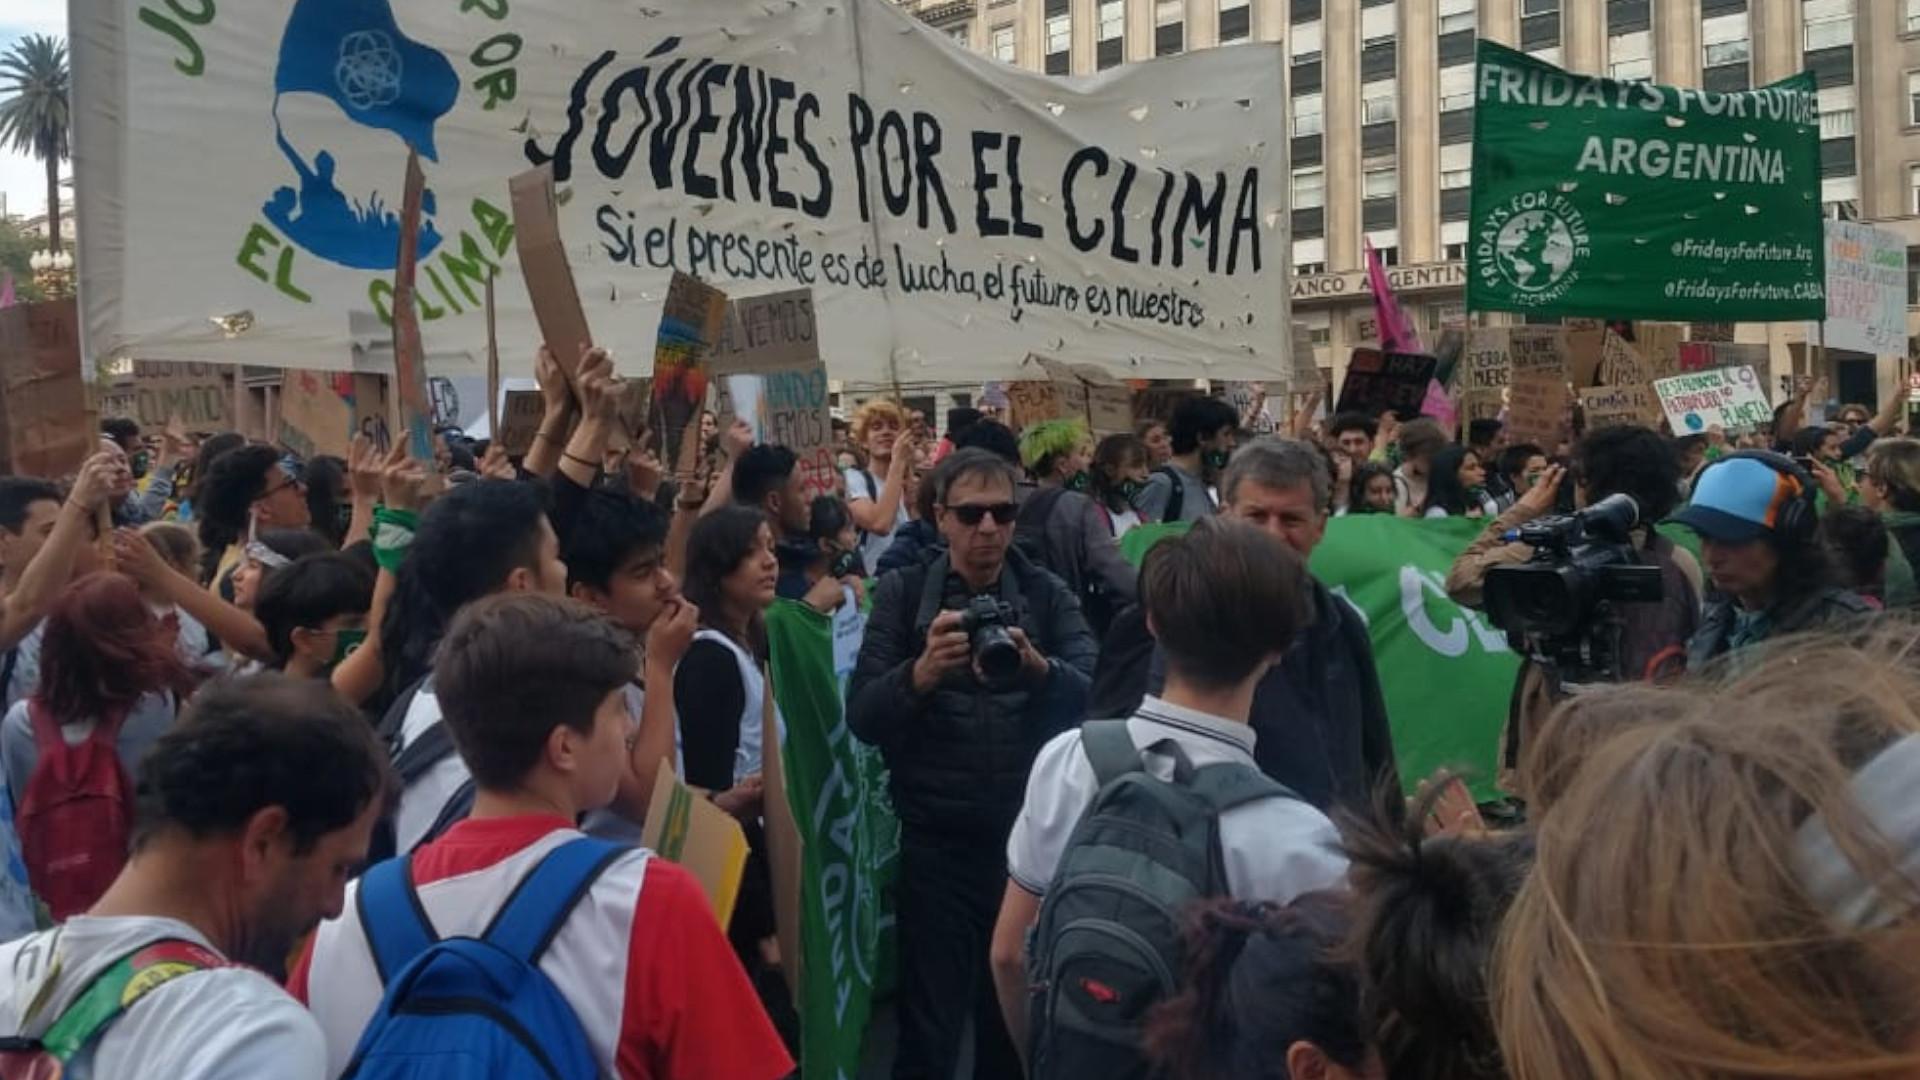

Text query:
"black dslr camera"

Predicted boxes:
[[960, 596, 1023, 689], [1482, 494, 1664, 688]]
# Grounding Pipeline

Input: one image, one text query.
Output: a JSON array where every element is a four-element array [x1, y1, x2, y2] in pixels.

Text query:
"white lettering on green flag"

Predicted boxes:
[[766, 599, 899, 1078], [1467, 40, 1822, 322]]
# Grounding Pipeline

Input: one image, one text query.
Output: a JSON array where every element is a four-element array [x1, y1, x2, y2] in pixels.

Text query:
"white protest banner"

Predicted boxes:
[[1820, 220, 1907, 356], [74, 0, 1290, 387], [1653, 366, 1772, 434]]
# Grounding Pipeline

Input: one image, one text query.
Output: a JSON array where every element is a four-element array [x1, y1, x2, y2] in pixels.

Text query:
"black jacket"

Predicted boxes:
[[875, 518, 941, 577], [1089, 579, 1400, 815], [1687, 584, 1872, 668], [848, 549, 1098, 838]]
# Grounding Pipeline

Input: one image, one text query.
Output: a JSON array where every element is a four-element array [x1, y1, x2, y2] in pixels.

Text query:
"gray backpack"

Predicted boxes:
[[1026, 720, 1294, 1080]]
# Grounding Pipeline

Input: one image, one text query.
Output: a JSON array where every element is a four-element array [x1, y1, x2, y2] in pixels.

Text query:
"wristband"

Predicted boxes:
[[371, 506, 420, 573]]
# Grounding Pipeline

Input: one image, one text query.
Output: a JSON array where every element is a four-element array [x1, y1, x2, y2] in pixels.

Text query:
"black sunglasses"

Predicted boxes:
[[947, 502, 1018, 526]]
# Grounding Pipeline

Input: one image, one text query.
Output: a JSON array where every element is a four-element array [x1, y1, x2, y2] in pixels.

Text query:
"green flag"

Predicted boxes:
[[1468, 40, 1822, 322], [765, 599, 900, 1079]]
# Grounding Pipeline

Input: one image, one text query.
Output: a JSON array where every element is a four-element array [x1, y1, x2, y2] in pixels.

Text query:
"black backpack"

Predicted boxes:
[[1153, 465, 1186, 522], [1026, 720, 1294, 1080], [1015, 488, 1119, 637]]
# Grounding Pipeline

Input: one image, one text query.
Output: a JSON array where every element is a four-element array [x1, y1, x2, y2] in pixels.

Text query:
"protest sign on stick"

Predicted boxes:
[[485, 272, 500, 442], [494, 390, 547, 456], [1335, 349, 1437, 418], [1461, 328, 1511, 421], [710, 289, 819, 377], [509, 164, 594, 381], [1578, 384, 1660, 431], [0, 299, 92, 478], [98, 362, 230, 432], [650, 273, 730, 476], [392, 152, 435, 465], [1506, 373, 1569, 449], [277, 370, 355, 459], [1821, 220, 1906, 356], [1653, 366, 1772, 434], [1634, 323, 1686, 381]]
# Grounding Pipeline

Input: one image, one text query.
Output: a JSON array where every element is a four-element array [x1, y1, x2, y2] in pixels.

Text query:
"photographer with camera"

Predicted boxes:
[[1446, 425, 1703, 800], [849, 447, 1098, 1080], [1675, 451, 1873, 669]]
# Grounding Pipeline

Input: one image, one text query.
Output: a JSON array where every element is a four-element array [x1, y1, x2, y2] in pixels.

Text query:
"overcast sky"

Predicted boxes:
[[0, 0, 67, 221]]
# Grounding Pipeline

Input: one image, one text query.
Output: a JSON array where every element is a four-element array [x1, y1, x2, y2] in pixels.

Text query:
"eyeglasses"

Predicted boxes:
[[255, 475, 305, 502], [947, 502, 1018, 526]]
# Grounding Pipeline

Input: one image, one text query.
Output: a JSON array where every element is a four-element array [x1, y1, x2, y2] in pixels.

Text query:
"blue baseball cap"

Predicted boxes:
[[1671, 457, 1804, 543]]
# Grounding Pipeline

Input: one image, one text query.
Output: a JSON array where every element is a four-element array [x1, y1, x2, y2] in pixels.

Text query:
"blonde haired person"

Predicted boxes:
[[1495, 626, 1920, 1080], [843, 399, 916, 574], [1863, 438, 1920, 608]]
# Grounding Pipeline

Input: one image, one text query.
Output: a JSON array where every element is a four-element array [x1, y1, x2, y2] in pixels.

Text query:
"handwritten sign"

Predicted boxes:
[[1633, 323, 1686, 381], [1506, 372, 1569, 449], [1011, 356, 1135, 435], [710, 289, 819, 377], [1598, 331, 1649, 390], [650, 272, 730, 475], [1335, 349, 1437, 418], [277, 370, 355, 459], [495, 390, 547, 457], [761, 364, 838, 498], [99, 361, 231, 431], [1653, 366, 1772, 434], [1578, 384, 1659, 431], [1509, 327, 1567, 381], [1821, 220, 1907, 356], [0, 298, 92, 478]]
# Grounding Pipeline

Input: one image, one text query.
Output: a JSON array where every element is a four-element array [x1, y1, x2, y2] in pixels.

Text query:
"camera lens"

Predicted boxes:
[[973, 626, 1023, 686]]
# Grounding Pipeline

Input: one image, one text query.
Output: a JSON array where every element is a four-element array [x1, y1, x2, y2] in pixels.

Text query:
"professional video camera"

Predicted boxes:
[[961, 596, 1023, 689], [1482, 494, 1664, 688]]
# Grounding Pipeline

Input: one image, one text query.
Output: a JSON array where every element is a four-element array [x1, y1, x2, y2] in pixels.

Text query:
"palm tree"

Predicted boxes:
[[0, 36, 70, 255]]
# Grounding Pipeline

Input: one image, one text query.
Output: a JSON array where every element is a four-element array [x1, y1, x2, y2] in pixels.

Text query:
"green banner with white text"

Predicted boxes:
[[1468, 40, 1822, 322], [766, 600, 900, 1080], [1124, 517, 1522, 801]]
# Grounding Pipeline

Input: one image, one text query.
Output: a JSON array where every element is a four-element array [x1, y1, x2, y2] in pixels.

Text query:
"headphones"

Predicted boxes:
[[1708, 449, 1819, 545]]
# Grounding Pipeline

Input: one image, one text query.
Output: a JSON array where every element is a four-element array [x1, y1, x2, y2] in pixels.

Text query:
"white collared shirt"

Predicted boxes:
[[1006, 697, 1349, 901]]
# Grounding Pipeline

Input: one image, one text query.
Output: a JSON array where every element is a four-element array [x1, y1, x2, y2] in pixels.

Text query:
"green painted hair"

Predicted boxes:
[[1019, 418, 1089, 476]]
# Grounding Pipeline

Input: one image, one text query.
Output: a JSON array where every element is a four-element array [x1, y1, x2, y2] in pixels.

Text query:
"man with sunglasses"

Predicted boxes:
[[850, 448, 1099, 1080]]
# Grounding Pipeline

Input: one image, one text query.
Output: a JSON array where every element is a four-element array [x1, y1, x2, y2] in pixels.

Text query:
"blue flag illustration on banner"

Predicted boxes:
[[264, 0, 457, 270]]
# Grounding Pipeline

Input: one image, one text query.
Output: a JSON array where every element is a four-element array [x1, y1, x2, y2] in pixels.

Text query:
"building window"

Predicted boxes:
[[1220, 0, 1252, 42], [1803, 0, 1853, 51], [1820, 85, 1856, 139], [1607, 0, 1651, 34], [1362, 79, 1397, 124], [1609, 30, 1652, 79], [991, 24, 1015, 62], [1438, 0, 1476, 35], [1290, 20, 1322, 61], [1046, 14, 1071, 54], [1100, 0, 1124, 40], [1910, 165, 1920, 214], [1442, 220, 1469, 263], [1523, 0, 1559, 11], [1293, 93, 1323, 136], [1155, 0, 1183, 55], [1910, 72, 1920, 125], [1364, 165, 1398, 199], [1438, 64, 1473, 111], [1367, 229, 1400, 265], [1440, 142, 1472, 189], [1702, 12, 1750, 66], [1292, 167, 1326, 209], [1822, 174, 1858, 220], [1910, 0, 1920, 32], [1361, 2, 1395, 46], [948, 25, 971, 49]]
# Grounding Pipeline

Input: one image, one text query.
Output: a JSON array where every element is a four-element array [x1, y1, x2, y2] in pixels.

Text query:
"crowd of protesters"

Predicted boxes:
[[0, 347, 1913, 1080]]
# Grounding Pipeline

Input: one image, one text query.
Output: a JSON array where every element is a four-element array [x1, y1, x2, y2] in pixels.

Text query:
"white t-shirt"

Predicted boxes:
[[1106, 506, 1143, 538], [844, 467, 911, 574], [0, 916, 326, 1080], [1007, 697, 1349, 900]]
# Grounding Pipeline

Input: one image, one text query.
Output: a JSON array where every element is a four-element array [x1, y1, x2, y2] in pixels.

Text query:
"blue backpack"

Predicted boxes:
[[341, 837, 627, 1079]]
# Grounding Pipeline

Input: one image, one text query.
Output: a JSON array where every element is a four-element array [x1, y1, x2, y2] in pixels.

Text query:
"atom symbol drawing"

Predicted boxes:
[[334, 30, 403, 111]]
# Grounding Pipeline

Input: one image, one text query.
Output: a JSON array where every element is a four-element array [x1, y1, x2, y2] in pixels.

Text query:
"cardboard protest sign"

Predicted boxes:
[[494, 390, 547, 456], [509, 164, 594, 379], [1578, 384, 1660, 431], [1822, 220, 1907, 356], [1130, 387, 1202, 426], [760, 365, 839, 498], [1691, 322, 1737, 343], [710, 289, 819, 377], [1012, 356, 1135, 435], [649, 273, 730, 475], [391, 153, 435, 464], [98, 361, 231, 432], [0, 299, 92, 478], [1336, 349, 1437, 418], [1653, 366, 1772, 434], [606, 379, 654, 454], [351, 374, 393, 453], [1506, 373, 1570, 449], [1598, 331, 1650, 390], [1468, 40, 1821, 321], [276, 370, 355, 459], [485, 272, 501, 441], [79, 0, 1291, 385], [1509, 327, 1568, 382], [640, 760, 750, 926], [1460, 328, 1512, 421], [1564, 326, 1607, 389], [1633, 323, 1686, 381]]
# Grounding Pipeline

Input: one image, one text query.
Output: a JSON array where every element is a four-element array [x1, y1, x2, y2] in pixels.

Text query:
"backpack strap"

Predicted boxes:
[[1, 647, 18, 707], [481, 838, 628, 965], [391, 721, 456, 787], [1080, 719, 1145, 788], [357, 855, 439, 986], [35, 938, 225, 1062], [1185, 762, 1296, 815], [1155, 466, 1185, 521]]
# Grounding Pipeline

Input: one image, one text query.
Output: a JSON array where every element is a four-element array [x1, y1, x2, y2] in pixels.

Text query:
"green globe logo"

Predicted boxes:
[[1493, 209, 1578, 293]]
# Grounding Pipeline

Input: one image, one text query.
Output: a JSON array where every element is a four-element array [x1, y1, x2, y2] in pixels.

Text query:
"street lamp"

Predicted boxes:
[[29, 249, 73, 299]]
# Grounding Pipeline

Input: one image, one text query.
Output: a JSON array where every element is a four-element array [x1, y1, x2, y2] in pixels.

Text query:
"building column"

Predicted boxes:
[[1255, 0, 1284, 42], [1187, 0, 1218, 51], [1020, 0, 1047, 69], [1855, 0, 1904, 220], [1072, 0, 1097, 73], [1401, 0, 1440, 264], [1480, 0, 1518, 47], [1324, 0, 1361, 272], [1654, 0, 1702, 87], [1748, 0, 1799, 85], [1126, 0, 1154, 61], [1564, 0, 1606, 75]]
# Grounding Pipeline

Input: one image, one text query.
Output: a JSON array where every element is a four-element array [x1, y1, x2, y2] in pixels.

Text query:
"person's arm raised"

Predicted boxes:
[[559, 347, 619, 491], [699, 419, 754, 517], [342, 434, 382, 549], [331, 445, 428, 706], [0, 454, 116, 651], [521, 345, 578, 480], [847, 434, 916, 535], [113, 528, 274, 661]]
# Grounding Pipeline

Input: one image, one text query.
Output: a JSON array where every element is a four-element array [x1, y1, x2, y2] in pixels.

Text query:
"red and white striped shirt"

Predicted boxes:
[[289, 815, 792, 1080]]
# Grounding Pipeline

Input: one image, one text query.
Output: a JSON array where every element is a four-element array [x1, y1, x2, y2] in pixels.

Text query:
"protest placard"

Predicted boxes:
[[640, 760, 750, 926], [761, 364, 838, 499], [509, 164, 594, 380], [1131, 387, 1203, 426], [1598, 331, 1649, 389], [485, 272, 501, 440], [1012, 356, 1136, 435], [1508, 327, 1567, 379], [1336, 349, 1437, 418], [1460, 328, 1511, 421], [710, 289, 819, 377], [1506, 372, 1569, 449], [1578, 384, 1660, 431], [391, 153, 435, 464], [1468, 41, 1821, 321], [97, 361, 231, 432], [493, 390, 548, 457], [276, 370, 355, 459], [0, 299, 91, 478], [1634, 323, 1686, 381], [1653, 366, 1772, 434], [1821, 220, 1907, 356], [650, 273, 730, 475]]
